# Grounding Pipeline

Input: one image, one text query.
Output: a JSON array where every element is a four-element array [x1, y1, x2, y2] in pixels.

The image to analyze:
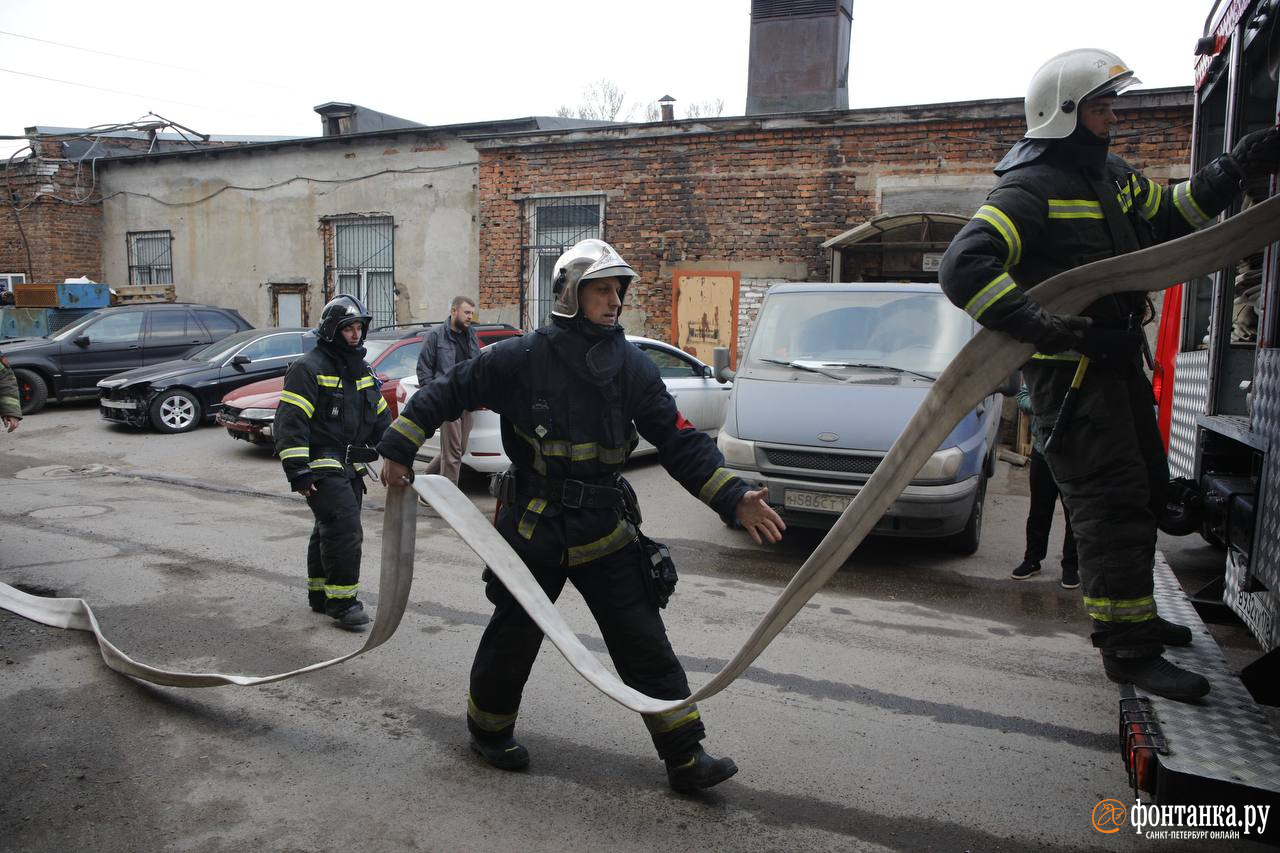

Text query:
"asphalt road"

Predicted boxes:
[[0, 399, 1255, 851]]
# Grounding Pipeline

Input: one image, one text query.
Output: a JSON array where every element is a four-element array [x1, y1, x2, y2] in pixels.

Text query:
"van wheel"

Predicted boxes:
[[149, 389, 203, 433], [14, 368, 48, 415], [945, 476, 986, 556]]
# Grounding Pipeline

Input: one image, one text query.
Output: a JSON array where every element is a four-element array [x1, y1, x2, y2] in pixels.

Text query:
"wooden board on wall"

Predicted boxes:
[[672, 271, 739, 367]]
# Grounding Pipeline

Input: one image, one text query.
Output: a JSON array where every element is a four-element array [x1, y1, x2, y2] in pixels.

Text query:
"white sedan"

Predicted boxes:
[[397, 335, 732, 474]]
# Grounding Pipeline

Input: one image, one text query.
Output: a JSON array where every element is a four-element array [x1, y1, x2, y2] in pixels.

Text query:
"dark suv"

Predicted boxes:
[[1, 303, 251, 414]]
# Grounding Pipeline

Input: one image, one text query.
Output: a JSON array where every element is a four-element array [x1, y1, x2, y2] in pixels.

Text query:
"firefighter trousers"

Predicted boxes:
[[467, 538, 706, 760], [1025, 360, 1168, 658], [304, 474, 365, 611]]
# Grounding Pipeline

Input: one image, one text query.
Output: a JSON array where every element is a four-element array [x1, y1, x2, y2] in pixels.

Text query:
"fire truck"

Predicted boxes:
[[1131, 0, 1280, 821]]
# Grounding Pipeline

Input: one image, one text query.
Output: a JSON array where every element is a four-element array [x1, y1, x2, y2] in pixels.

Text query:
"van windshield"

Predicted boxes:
[[744, 290, 972, 376]]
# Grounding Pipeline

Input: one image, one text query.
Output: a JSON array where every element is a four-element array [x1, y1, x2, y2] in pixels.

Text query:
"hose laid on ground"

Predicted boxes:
[[2, 194, 1278, 704]]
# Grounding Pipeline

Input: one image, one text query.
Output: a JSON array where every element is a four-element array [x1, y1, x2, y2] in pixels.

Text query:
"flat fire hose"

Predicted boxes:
[[2, 194, 1279, 709]]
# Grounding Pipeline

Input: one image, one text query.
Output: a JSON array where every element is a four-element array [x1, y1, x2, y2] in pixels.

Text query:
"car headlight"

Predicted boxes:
[[717, 431, 757, 467], [913, 446, 964, 482], [239, 408, 276, 420]]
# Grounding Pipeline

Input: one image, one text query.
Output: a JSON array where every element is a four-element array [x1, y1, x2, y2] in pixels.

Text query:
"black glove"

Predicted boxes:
[[1228, 126, 1280, 180], [997, 302, 1091, 354], [1074, 326, 1145, 363], [291, 473, 317, 495]]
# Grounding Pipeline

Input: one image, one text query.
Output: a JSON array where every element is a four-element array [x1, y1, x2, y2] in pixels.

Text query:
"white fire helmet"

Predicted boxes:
[[1024, 48, 1141, 139], [549, 239, 638, 319]]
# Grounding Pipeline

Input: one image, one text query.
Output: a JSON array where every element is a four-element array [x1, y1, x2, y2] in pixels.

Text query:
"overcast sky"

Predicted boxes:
[[1, 0, 1216, 158]]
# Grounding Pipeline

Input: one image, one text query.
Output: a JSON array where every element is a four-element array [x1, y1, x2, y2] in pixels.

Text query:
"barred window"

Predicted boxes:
[[127, 231, 174, 286], [524, 196, 604, 326], [327, 215, 395, 331]]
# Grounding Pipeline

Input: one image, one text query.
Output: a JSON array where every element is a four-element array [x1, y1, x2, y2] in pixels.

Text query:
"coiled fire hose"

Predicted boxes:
[[3, 193, 1279, 709]]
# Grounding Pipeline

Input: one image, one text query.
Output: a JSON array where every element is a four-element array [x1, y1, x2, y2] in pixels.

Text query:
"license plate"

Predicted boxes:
[[100, 399, 138, 410], [784, 489, 853, 514]]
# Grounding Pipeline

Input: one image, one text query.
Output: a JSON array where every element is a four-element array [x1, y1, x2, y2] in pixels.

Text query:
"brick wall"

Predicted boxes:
[[0, 139, 102, 283], [477, 92, 1195, 344]]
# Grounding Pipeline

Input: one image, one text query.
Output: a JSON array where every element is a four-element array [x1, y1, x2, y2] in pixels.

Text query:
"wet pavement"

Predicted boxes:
[[1, 399, 1264, 851]]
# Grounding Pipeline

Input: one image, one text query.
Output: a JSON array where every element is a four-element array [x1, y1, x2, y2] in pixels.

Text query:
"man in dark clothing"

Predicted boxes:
[[276, 295, 392, 630], [1010, 381, 1078, 587], [415, 295, 480, 484], [940, 48, 1280, 702], [377, 239, 784, 792]]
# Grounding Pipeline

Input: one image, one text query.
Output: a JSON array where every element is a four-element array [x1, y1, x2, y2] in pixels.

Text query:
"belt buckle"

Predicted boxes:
[[561, 479, 585, 508]]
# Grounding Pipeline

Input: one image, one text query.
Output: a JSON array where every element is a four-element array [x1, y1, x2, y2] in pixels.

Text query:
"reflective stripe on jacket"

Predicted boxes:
[[380, 325, 747, 564], [275, 343, 391, 486], [940, 144, 1239, 346]]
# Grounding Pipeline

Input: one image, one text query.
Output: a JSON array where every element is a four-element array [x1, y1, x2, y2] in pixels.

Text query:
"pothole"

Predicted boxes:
[[14, 464, 116, 481], [28, 505, 111, 519]]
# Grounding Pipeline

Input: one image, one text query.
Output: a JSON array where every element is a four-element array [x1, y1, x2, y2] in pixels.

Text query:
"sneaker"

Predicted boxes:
[[1060, 563, 1080, 589], [327, 601, 370, 631], [1010, 559, 1041, 580], [1104, 655, 1210, 702], [1156, 616, 1193, 647], [665, 745, 738, 793], [469, 736, 530, 771]]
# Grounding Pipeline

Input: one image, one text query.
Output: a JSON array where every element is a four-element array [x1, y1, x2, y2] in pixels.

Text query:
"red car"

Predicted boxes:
[[216, 322, 520, 447]]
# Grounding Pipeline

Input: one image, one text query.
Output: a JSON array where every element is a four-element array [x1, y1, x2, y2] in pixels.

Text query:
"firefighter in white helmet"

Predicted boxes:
[[941, 48, 1280, 702], [378, 238, 784, 791]]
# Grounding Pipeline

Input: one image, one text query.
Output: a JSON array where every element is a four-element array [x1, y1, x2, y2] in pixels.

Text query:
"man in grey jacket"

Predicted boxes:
[[415, 295, 480, 483]]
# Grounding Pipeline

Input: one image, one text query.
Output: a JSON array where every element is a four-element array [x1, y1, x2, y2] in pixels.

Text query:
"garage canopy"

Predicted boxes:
[[823, 212, 968, 283]]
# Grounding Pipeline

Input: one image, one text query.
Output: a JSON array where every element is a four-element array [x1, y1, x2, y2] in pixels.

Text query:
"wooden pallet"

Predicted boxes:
[[112, 284, 176, 304]]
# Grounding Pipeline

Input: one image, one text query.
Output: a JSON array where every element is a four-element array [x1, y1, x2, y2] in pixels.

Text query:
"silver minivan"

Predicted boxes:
[[714, 282, 1006, 553]]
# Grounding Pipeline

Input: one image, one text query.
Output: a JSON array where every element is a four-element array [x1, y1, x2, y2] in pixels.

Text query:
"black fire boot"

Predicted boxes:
[[1103, 655, 1210, 702], [308, 591, 326, 614], [469, 736, 530, 771], [665, 745, 738, 793], [327, 600, 370, 631], [1155, 616, 1193, 647]]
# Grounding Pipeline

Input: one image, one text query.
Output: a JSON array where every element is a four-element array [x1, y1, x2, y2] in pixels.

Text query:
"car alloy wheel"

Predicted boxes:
[[150, 389, 203, 433]]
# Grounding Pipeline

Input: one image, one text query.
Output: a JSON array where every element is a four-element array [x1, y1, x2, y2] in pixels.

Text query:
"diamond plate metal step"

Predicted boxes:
[[1118, 553, 1280, 808]]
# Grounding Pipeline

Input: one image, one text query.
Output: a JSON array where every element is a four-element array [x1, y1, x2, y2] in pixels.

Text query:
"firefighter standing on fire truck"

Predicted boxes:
[[940, 48, 1280, 701], [376, 239, 785, 792]]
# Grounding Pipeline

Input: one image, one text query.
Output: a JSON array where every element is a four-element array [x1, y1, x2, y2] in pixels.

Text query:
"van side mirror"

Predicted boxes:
[[712, 347, 735, 384]]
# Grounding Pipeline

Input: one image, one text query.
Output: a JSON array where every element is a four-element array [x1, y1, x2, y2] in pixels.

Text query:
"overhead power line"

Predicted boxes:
[[0, 28, 205, 74], [0, 66, 209, 109], [0, 28, 306, 94]]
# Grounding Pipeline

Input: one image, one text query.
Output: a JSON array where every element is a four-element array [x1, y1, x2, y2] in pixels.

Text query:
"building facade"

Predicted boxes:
[[475, 89, 1194, 352]]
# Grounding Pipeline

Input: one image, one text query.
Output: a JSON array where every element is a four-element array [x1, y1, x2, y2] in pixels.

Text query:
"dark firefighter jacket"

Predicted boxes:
[[377, 321, 749, 567], [939, 136, 1241, 357], [275, 341, 391, 489]]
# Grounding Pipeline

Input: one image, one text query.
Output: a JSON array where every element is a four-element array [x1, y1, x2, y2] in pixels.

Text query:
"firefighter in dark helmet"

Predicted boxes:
[[276, 294, 391, 630], [940, 48, 1280, 702], [376, 239, 785, 792]]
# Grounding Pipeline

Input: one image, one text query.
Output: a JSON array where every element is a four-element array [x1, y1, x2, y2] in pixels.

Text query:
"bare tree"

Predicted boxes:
[[557, 78, 633, 121], [638, 97, 726, 122], [684, 98, 726, 119]]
